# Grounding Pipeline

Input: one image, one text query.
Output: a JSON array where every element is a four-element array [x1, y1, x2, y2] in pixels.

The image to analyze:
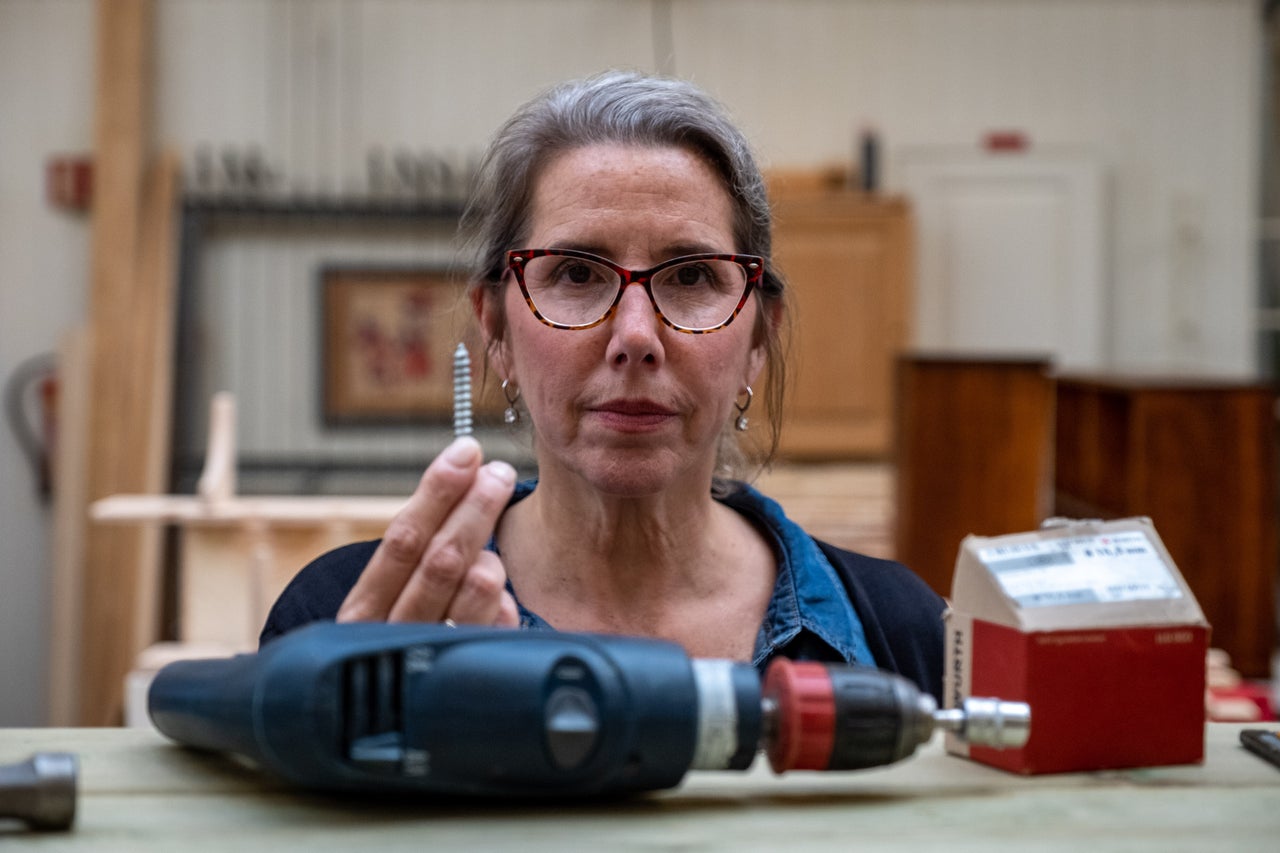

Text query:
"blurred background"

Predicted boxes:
[[1, 0, 1275, 727]]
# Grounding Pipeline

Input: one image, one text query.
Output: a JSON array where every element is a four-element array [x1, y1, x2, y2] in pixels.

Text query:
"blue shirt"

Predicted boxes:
[[498, 480, 875, 668]]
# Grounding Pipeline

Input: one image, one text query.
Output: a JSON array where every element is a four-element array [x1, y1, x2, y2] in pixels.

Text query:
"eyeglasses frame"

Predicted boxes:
[[505, 248, 764, 334]]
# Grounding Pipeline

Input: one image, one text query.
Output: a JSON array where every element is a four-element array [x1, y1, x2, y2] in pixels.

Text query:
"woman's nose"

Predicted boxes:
[[606, 282, 664, 365]]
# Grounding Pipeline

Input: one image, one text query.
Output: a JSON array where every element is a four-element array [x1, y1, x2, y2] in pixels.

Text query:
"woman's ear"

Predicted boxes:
[[471, 285, 511, 379], [746, 344, 766, 388], [747, 299, 782, 385]]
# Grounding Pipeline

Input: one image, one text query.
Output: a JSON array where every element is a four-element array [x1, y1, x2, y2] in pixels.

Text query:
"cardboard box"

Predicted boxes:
[[945, 517, 1209, 774]]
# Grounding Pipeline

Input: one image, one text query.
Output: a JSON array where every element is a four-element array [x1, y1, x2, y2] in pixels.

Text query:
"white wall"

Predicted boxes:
[[679, 0, 1262, 374], [0, 0, 1263, 724], [0, 0, 95, 726]]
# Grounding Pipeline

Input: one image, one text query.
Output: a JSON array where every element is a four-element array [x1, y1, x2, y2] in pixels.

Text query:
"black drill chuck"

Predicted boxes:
[[762, 658, 1030, 772]]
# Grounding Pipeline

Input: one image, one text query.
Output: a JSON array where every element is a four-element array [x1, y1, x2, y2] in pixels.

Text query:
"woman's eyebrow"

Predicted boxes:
[[541, 241, 731, 264], [661, 241, 727, 258], [545, 240, 609, 257]]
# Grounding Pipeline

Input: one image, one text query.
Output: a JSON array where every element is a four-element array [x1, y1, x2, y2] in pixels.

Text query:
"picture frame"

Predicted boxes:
[[320, 265, 487, 425]]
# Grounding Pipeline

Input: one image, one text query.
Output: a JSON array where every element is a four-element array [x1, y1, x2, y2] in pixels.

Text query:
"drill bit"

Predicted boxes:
[[452, 342, 473, 439], [933, 697, 1031, 749]]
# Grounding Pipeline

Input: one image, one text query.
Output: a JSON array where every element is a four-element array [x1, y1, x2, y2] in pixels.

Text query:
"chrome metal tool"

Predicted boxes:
[[0, 752, 77, 831]]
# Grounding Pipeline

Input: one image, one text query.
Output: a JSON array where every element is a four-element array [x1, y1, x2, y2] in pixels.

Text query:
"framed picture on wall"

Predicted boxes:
[[320, 265, 480, 425]]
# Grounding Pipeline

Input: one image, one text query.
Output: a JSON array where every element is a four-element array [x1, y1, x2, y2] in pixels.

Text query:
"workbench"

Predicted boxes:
[[2, 724, 1276, 850]]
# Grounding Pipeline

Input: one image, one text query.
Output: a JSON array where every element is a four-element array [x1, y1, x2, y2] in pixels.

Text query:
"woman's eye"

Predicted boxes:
[[675, 265, 708, 286], [552, 262, 597, 285]]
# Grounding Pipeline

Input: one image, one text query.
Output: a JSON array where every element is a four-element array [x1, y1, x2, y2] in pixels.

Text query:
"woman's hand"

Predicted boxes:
[[336, 436, 520, 627]]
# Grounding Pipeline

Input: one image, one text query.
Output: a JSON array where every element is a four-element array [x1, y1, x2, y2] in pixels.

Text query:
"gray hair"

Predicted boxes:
[[459, 70, 789, 478]]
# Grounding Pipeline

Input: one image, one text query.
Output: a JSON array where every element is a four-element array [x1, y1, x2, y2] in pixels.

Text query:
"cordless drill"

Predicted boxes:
[[148, 622, 1028, 797]]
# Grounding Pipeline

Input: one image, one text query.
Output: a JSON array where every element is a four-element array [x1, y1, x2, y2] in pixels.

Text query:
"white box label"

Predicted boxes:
[[977, 531, 1183, 608]]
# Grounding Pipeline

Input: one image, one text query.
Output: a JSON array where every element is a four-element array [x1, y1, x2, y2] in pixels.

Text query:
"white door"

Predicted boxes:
[[895, 151, 1106, 370]]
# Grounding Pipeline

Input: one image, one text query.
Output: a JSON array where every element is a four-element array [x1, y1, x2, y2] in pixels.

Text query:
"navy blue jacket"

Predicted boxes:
[[260, 535, 945, 702]]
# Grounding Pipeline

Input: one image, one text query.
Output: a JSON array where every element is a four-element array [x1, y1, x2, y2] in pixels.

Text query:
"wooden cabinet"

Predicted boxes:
[[1055, 376, 1278, 678], [767, 184, 912, 459], [893, 355, 1056, 596]]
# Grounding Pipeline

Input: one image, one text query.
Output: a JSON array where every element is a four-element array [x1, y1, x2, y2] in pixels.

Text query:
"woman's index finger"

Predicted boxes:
[[337, 437, 484, 621]]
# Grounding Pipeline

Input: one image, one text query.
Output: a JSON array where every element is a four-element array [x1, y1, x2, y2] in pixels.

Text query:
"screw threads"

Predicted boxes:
[[452, 343, 473, 438]]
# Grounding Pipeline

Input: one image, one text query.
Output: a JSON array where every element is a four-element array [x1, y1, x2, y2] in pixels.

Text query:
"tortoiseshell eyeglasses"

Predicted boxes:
[[506, 248, 763, 334]]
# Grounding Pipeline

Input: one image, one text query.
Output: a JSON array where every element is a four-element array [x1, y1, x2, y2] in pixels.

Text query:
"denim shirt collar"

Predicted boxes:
[[493, 480, 874, 669]]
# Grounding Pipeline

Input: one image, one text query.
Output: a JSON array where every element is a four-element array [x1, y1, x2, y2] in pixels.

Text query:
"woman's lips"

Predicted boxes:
[[589, 399, 677, 431]]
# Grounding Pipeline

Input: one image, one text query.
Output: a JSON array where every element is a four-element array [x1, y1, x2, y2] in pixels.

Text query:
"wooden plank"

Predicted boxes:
[[131, 148, 181, 664], [0, 726, 1277, 850], [93, 495, 407, 525], [79, 0, 156, 726], [47, 329, 92, 726]]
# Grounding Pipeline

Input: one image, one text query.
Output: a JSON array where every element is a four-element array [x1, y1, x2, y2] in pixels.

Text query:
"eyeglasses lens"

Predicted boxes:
[[520, 256, 748, 330]]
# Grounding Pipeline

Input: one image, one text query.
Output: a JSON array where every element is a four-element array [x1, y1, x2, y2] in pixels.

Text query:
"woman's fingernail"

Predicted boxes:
[[485, 460, 517, 485], [442, 436, 481, 466]]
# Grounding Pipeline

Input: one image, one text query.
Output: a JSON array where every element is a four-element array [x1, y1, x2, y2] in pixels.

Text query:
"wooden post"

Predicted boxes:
[[79, 0, 161, 725], [893, 354, 1056, 596]]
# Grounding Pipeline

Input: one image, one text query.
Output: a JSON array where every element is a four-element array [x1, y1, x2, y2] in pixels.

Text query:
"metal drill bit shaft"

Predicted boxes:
[[452, 342, 473, 439], [934, 698, 1032, 749], [0, 752, 78, 831]]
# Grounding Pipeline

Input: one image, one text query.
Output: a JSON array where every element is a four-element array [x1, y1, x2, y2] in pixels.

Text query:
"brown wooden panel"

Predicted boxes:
[[768, 187, 912, 459], [1054, 376, 1278, 678], [1054, 382, 1131, 515], [894, 355, 1055, 596]]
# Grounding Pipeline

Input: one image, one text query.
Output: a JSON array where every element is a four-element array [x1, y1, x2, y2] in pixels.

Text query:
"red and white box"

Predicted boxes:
[[945, 517, 1209, 774]]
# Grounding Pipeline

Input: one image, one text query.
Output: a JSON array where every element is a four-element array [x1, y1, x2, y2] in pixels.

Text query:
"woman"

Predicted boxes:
[[262, 71, 944, 699]]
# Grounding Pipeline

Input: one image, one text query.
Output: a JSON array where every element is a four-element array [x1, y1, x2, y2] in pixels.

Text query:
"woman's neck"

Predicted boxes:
[[497, 473, 775, 658], [507, 472, 721, 596]]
